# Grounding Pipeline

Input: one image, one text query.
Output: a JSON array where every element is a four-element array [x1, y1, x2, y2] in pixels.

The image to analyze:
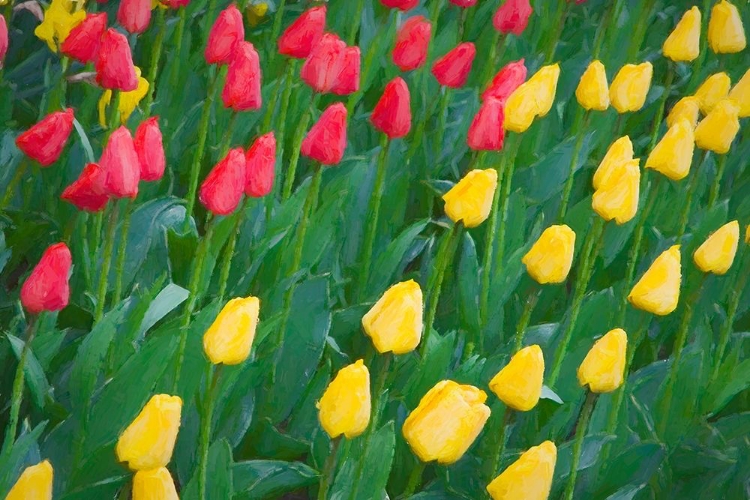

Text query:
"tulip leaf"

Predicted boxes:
[[137, 282, 189, 340], [707, 358, 750, 417], [232, 459, 318, 499], [457, 232, 481, 335], [596, 443, 666, 499], [6, 334, 51, 410], [0, 421, 47, 498], [369, 219, 429, 296], [354, 421, 396, 500]]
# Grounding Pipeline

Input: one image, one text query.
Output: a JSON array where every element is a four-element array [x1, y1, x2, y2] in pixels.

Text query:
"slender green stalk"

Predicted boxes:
[[271, 0, 288, 43], [427, 87, 451, 215], [514, 288, 541, 353], [203, 0, 220, 45], [169, 7, 188, 89], [282, 96, 319, 201], [592, 1, 616, 60], [563, 392, 597, 500], [94, 204, 120, 323], [403, 461, 427, 497], [0, 160, 29, 211], [219, 111, 238, 156], [217, 199, 248, 302], [1, 317, 38, 457], [625, 0, 656, 63], [112, 198, 135, 306], [480, 32, 506, 89], [485, 405, 512, 481], [317, 437, 341, 500], [261, 59, 293, 134], [707, 154, 727, 209], [348, 0, 367, 45], [676, 150, 709, 242], [198, 364, 221, 500], [647, 64, 674, 152], [142, 7, 167, 114], [544, 1, 569, 64], [92, 211, 104, 275], [81, 213, 92, 289], [558, 111, 590, 221]]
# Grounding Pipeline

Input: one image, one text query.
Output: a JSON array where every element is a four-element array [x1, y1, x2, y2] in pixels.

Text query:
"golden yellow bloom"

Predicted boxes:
[[694, 72, 731, 114], [694, 99, 740, 154], [746, 225, 750, 244], [6, 460, 53, 500], [133, 468, 179, 500], [99, 67, 151, 128], [593, 136, 634, 190], [708, 0, 746, 54], [577, 328, 627, 393], [645, 118, 694, 181], [693, 221, 740, 275], [362, 280, 423, 354], [203, 296, 260, 365], [486, 441, 557, 500], [489, 345, 544, 411], [628, 245, 681, 316], [666, 96, 701, 129], [575, 60, 610, 111], [728, 69, 750, 118], [443, 169, 498, 228], [592, 158, 640, 225], [246, 2, 269, 27], [403, 380, 490, 464], [528, 64, 560, 118], [609, 62, 653, 113], [522, 225, 576, 284], [504, 81, 541, 133], [317, 359, 371, 439], [34, 0, 86, 52], [663, 6, 701, 62], [116, 394, 182, 471]]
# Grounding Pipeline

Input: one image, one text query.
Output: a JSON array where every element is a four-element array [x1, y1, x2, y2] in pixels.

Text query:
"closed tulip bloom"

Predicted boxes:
[[530, 64, 560, 117], [61, 163, 110, 212], [205, 4, 245, 65], [663, 7, 701, 61], [199, 148, 246, 215], [99, 126, 140, 199], [300, 33, 346, 93], [317, 360, 371, 438], [301, 102, 348, 165], [468, 98, 505, 151], [34, 0, 85, 52], [576, 60, 610, 111], [403, 380, 491, 464], [118, 0, 151, 34], [577, 328, 627, 393], [6, 460, 53, 500], [432, 42, 476, 88], [203, 296, 260, 365], [487, 441, 556, 500], [450, 0, 477, 6], [482, 58, 527, 102], [489, 345, 544, 411], [592, 136, 634, 190], [381, 0, 418, 11], [610, 62, 653, 113], [694, 72, 731, 114], [371, 77, 411, 139], [694, 221, 740, 275], [96, 28, 139, 92], [503, 81, 539, 133], [362, 280, 423, 354], [132, 468, 178, 500], [592, 158, 640, 225], [522, 225, 576, 284], [20, 243, 71, 314], [728, 69, 750, 117], [443, 169, 498, 228], [393, 16, 431, 72], [331, 45, 361, 95], [161, 0, 190, 7], [493, 0, 533, 35], [98, 67, 150, 127], [708, 0, 746, 54], [666, 96, 700, 129], [134, 117, 165, 182], [694, 99, 740, 154], [116, 394, 182, 470], [278, 6, 326, 59], [61, 12, 107, 63], [245, 132, 276, 197], [15, 108, 75, 166], [628, 245, 681, 315], [223, 41, 262, 111], [645, 119, 694, 181]]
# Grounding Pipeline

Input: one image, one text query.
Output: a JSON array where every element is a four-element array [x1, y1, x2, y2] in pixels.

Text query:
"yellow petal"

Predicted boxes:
[[489, 345, 545, 411], [576, 60, 610, 111], [593, 136, 634, 190], [119, 73, 150, 124], [116, 394, 183, 470], [728, 68, 750, 118], [592, 158, 640, 225], [132, 468, 179, 500], [693, 221, 740, 275], [362, 280, 423, 354], [708, 0, 746, 54], [443, 169, 498, 228], [628, 245, 682, 316], [694, 98, 740, 154], [99, 90, 112, 128], [504, 81, 540, 133], [694, 72, 731, 114], [522, 225, 576, 284], [577, 328, 627, 393], [203, 296, 260, 365], [609, 62, 653, 113], [645, 118, 694, 181], [528, 64, 560, 118], [666, 96, 700, 129], [487, 441, 557, 500], [663, 6, 701, 62], [6, 460, 53, 500], [317, 359, 371, 439]]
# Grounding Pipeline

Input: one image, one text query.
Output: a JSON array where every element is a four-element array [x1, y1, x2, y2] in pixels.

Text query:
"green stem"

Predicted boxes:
[[403, 461, 427, 497], [563, 391, 597, 500], [317, 437, 341, 500], [271, 0, 288, 43], [202, 0, 220, 45], [217, 199, 248, 303], [169, 7, 188, 93], [0, 160, 29, 211], [486, 405, 512, 481], [544, 2, 568, 64], [676, 150, 709, 242], [647, 63, 674, 152], [142, 7, 167, 115], [348, 0, 367, 45], [1, 317, 38, 457], [81, 213, 91, 289], [281, 96, 319, 201], [112, 198, 135, 306], [92, 211, 104, 278], [94, 204, 120, 323], [514, 288, 541, 353], [261, 58, 291, 133], [480, 32, 506, 89], [198, 364, 221, 500], [592, 1, 616, 60], [558, 110, 590, 221], [625, 0, 656, 63], [707, 154, 727, 209], [220, 111, 238, 157]]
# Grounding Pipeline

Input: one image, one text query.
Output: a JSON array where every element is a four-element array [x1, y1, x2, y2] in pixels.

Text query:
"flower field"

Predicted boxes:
[[1, 0, 750, 498]]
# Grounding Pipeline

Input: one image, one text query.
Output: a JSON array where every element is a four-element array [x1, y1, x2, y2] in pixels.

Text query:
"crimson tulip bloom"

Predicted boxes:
[[20, 243, 72, 314], [381, 0, 418, 11], [393, 16, 431, 72], [331, 46, 361, 96], [61, 12, 107, 63], [205, 4, 245, 65], [61, 163, 110, 212], [0, 16, 8, 66], [199, 148, 246, 215], [117, 0, 151, 34], [301, 102, 347, 165], [16, 108, 75, 166], [278, 5, 326, 59], [245, 132, 276, 197], [482, 58, 527, 102], [134, 117, 165, 182], [99, 126, 140, 198], [161, 0, 189, 7], [96, 29, 138, 91], [222, 41, 262, 111], [467, 98, 505, 151], [432, 42, 476, 88], [371, 77, 411, 139], [300, 33, 346, 93], [493, 0, 533, 35], [449, 0, 477, 6]]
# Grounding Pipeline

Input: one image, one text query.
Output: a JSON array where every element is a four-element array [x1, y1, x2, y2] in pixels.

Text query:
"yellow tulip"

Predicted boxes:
[[694, 99, 740, 154], [443, 169, 498, 228], [628, 245, 681, 316], [662, 6, 701, 62], [486, 441, 557, 500], [666, 96, 701, 129], [693, 221, 740, 275], [132, 468, 179, 500], [728, 69, 750, 118], [362, 280, 423, 354], [246, 2, 269, 27], [593, 136, 634, 190], [403, 380, 491, 464], [575, 60, 610, 111], [528, 64, 560, 118], [504, 81, 541, 133], [645, 118, 695, 181], [522, 225, 576, 284], [610, 62, 653, 113], [203, 296, 260, 365], [317, 360, 371, 439], [489, 345, 544, 411], [6, 460, 53, 500], [708, 0, 746, 54], [98, 67, 151, 128], [34, 0, 86, 52], [592, 158, 640, 225], [694, 72, 731, 114], [577, 328, 627, 393], [746, 225, 750, 244], [116, 394, 182, 471]]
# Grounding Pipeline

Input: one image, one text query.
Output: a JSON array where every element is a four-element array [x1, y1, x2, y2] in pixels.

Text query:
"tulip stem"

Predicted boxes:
[[428, 86, 451, 215], [676, 150, 709, 242], [282, 94, 320, 201], [94, 203, 120, 323], [563, 391, 597, 500], [514, 288, 541, 353], [625, 0, 656, 63], [198, 364, 221, 500], [169, 7, 188, 89], [348, 0, 367, 45], [707, 154, 727, 209], [647, 63, 674, 152], [219, 112, 238, 157], [261, 58, 292, 134], [592, 1, 616, 60], [486, 405, 513, 481], [403, 461, 427, 497], [544, 1, 569, 65], [481, 32, 506, 89], [143, 7, 167, 115], [0, 160, 29, 211], [217, 198, 249, 303], [112, 198, 135, 306], [271, 0, 288, 43], [318, 437, 341, 500], [558, 110, 591, 221]]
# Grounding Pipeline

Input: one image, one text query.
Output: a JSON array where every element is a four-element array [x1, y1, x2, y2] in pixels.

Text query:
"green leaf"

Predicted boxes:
[[457, 232, 481, 335], [233, 460, 318, 500], [354, 422, 396, 500], [597, 443, 666, 498], [707, 358, 750, 416], [0, 422, 47, 498], [368, 219, 429, 296], [6, 334, 51, 409], [137, 282, 189, 340]]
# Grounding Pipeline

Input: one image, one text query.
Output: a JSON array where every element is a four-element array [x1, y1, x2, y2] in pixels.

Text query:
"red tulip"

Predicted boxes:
[[300, 33, 346, 94], [161, 0, 189, 7], [371, 77, 411, 139], [432, 42, 476, 88], [380, 0, 418, 11], [99, 126, 140, 198], [15, 108, 75, 167], [21, 243, 72, 314], [467, 98, 505, 151], [222, 41, 262, 111], [0, 16, 8, 66], [61, 12, 107, 63], [278, 5, 326, 59], [493, 0, 533, 35], [117, 0, 151, 34], [301, 102, 347, 165], [331, 46, 360, 96], [449, 0, 477, 6], [393, 16, 431, 72], [245, 132, 276, 197], [96, 29, 138, 92], [205, 4, 245, 65], [199, 148, 246, 215], [482, 58, 527, 102], [134, 117, 165, 182], [61, 163, 110, 212]]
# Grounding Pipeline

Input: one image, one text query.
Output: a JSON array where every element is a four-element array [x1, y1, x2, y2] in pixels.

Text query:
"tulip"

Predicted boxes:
[[486, 441, 556, 500], [96, 28, 139, 92], [575, 60, 610, 111], [694, 99, 740, 154], [0, 16, 6, 66], [728, 69, 750, 117], [301, 102, 348, 165], [529, 64, 560, 118], [708, 0, 746, 54], [203, 296, 260, 365], [489, 345, 544, 411], [592, 136, 634, 190], [20, 243, 71, 314], [15, 108, 75, 166], [666, 96, 700, 129], [482, 58, 527, 102], [362, 280, 423, 354], [134, 117, 165, 182], [746, 225, 750, 245], [118, 0, 151, 34], [61, 163, 110, 212], [662, 6, 701, 61], [34, 0, 85, 52], [300, 33, 346, 93], [403, 380, 491, 464], [468, 98, 505, 151], [381, 0, 418, 11], [162, 0, 190, 8], [99, 126, 141, 199], [278, 5, 326, 59], [245, 132, 276, 197], [432, 42, 476, 89], [693, 221, 740, 275], [443, 169, 498, 228], [450, 0, 477, 6], [503, 81, 539, 133], [116, 394, 182, 470], [628, 245, 681, 315], [98, 67, 150, 127], [522, 225, 576, 284], [493, 0, 533, 36], [392, 16, 431, 72], [610, 62, 653, 113], [205, 4, 245, 65], [592, 158, 640, 225], [317, 359, 371, 438], [222, 41, 262, 111], [199, 148, 247, 215], [60, 12, 107, 63], [6, 460, 53, 500], [371, 77, 411, 139], [577, 328, 627, 393], [331, 45, 361, 96], [694, 72, 731, 114], [645, 118, 694, 181], [132, 468, 178, 500]]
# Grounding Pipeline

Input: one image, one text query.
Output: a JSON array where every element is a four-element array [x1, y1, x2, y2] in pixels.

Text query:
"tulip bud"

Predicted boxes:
[[34, 0, 85, 52], [301, 102, 348, 165], [577, 328, 627, 393], [592, 158, 640, 225], [393, 16, 431, 72], [610, 62, 653, 113], [300, 33, 346, 93], [528, 64, 560, 117], [403, 380, 490, 464], [0, 17, 6, 66], [6, 460, 53, 500], [96, 28, 139, 92], [222, 41, 262, 111], [575, 60, 610, 111], [666, 96, 700, 129], [628, 245, 681, 316], [694, 72, 731, 114], [443, 169, 498, 228], [482, 58, 527, 102], [381, 0, 418, 11], [99, 126, 141, 199], [132, 468, 178, 500], [117, 0, 151, 34], [203, 296, 260, 365], [728, 69, 750, 117], [61, 163, 110, 212], [645, 118, 694, 181], [199, 148, 246, 215], [116, 394, 182, 470], [694, 99, 740, 154], [693, 221, 739, 275], [205, 4, 245, 65], [708, 0, 746, 54], [331, 45, 361, 96], [15, 108, 75, 166], [134, 117, 166, 182], [432, 42, 476, 89], [450, 0, 477, 6], [486, 441, 556, 500], [467, 98, 505, 151], [362, 280, 423, 354], [278, 6, 326, 59], [503, 81, 539, 133], [489, 345, 544, 411], [61, 12, 107, 63], [20, 243, 71, 314], [592, 136, 634, 190], [245, 132, 276, 197], [371, 77, 411, 139], [317, 360, 371, 438], [662, 6, 701, 62], [522, 225, 576, 284], [493, 0, 533, 35]]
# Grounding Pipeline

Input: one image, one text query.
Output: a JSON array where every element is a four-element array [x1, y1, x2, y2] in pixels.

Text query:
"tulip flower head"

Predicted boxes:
[[708, 0, 746, 54], [278, 5, 326, 59], [199, 148, 247, 215], [503, 81, 539, 133], [694, 99, 740, 154], [663, 6, 701, 62], [467, 98, 505, 151], [487, 441, 556, 500], [133, 468, 178, 500], [450, 0, 477, 6], [96, 28, 139, 92], [522, 225, 576, 284], [628, 245, 682, 315], [666, 96, 700, 129], [61, 12, 107, 63], [245, 132, 276, 197], [610, 62, 653, 113], [331, 45, 361, 96], [576, 60, 610, 111], [317, 360, 371, 438], [203, 296, 260, 365], [645, 118, 694, 181], [489, 345, 545, 411], [432, 42, 476, 88], [443, 169, 498, 228], [301, 102, 348, 165], [381, 0, 418, 11], [393, 16, 431, 72], [493, 0, 533, 36], [20, 243, 71, 314], [61, 163, 110, 212], [6, 460, 53, 500], [118, 0, 152, 34], [34, 0, 85, 52], [694, 72, 731, 114], [482, 59, 527, 102], [728, 69, 750, 117], [134, 117, 165, 182], [116, 394, 182, 470], [528, 64, 560, 118], [592, 158, 640, 225], [15, 108, 75, 166], [205, 4, 245, 65], [99, 126, 141, 199], [593, 136, 634, 190], [222, 41, 262, 111], [577, 328, 627, 393], [300, 33, 346, 93], [371, 77, 412, 139], [362, 280, 423, 354], [98, 67, 150, 127], [693, 221, 740, 275]]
